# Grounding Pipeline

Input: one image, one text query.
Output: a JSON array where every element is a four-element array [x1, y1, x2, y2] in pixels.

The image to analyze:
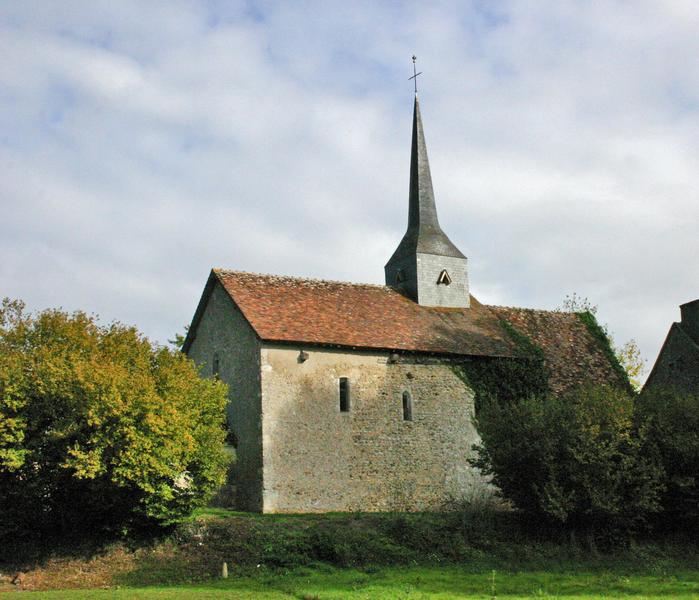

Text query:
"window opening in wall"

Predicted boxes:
[[339, 377, 350, 412], [396, 269, 405, 283], [212, 352, 220, 378], [437, 269, 452, 285], [402, 391, 413, 421]]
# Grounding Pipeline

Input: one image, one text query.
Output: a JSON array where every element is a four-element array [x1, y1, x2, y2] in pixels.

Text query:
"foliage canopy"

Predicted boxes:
[[636, 388, 699, 528], [0, 298, 229, 539], [472, 386, 664, 535]]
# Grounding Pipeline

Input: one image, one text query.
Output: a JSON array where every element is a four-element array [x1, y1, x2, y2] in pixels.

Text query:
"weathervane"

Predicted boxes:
[[409, 55, 422, 94]]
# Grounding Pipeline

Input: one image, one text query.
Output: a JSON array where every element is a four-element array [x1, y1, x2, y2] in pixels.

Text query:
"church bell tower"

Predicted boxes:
[[385, 90, 470, 308]]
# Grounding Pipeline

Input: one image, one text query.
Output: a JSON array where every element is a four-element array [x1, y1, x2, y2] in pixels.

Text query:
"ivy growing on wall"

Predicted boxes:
[[453, 320, 550, 411], [576, 311, 634, 393]]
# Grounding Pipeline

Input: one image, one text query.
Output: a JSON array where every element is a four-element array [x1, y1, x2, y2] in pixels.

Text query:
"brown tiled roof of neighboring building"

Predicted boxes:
[[210, 269, 516, 358], [488, 306, 628, 394]]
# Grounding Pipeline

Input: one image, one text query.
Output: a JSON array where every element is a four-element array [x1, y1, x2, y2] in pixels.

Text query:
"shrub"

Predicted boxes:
[[471, 386, 663, 537], [0, 298, 229, 541], [636, 389, 699, 528]]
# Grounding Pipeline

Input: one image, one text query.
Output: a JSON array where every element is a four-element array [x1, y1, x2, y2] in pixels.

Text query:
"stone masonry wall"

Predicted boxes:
[[260, 345, 492, 513], [186, 282, 263, 511]]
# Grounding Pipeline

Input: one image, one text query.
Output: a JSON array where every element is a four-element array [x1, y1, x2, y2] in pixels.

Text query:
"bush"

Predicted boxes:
[[0, 298, 229, 541], [636, 389, 699, 528], [471, 386, 664, 537]]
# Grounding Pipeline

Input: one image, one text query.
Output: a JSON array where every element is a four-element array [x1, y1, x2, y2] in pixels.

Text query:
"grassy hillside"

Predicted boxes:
[[1, 508, 698, 597]]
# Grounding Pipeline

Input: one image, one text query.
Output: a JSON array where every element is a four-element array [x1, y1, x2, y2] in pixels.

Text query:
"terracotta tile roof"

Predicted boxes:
[[185, 270, 625, 391], [488, 305, 628, 394], [211, 270, 516, 358]]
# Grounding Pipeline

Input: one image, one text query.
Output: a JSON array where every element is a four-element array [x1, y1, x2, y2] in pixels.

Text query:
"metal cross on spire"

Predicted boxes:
[[409, 55, 422, 94]]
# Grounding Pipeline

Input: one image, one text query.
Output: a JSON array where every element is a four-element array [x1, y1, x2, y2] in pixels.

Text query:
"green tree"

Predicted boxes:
[[0, 298, 229, 540], [636, 389, 699, 528], [472, 386, 663, 536], [168, 324, 189, 350]]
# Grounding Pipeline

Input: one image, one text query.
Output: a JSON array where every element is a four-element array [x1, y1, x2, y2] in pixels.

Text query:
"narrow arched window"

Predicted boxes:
[[402, 391, 413, 421], [339, 377, 350, 412], [212, 352, 220, 379]]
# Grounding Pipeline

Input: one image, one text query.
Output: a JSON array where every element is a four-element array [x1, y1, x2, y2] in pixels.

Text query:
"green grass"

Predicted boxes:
[[18, 565, 699, 599], [4, 510, 699, 597]]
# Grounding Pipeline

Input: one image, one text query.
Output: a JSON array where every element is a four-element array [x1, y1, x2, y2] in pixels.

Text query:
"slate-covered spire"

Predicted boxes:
[[385, 93, 470, 308], [389, 95, 465, 263]]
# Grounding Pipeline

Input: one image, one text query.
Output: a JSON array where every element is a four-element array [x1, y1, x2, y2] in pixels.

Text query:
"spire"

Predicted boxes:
[[384, 68, 470, 309], [387, 95, 465, 263]]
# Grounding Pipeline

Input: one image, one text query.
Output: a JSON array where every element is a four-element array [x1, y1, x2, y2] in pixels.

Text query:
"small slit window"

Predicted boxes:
[[437, 269, 452, 285], [339, 377, 350, 412], [402, 391, 413, 421], [212, 352, 220, 378], [396, 269, 405, 283]]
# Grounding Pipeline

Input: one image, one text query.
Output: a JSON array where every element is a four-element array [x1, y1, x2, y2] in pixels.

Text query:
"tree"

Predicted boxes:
[[636, 389, 699, 528], [0, 298, 229, 540], [471, 386, 663, 536], [168, 325, 189, 350]]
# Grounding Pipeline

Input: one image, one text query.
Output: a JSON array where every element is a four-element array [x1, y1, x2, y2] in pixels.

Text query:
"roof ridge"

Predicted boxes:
[[213, 269, 391, 290], [487, 304, 577, 316]]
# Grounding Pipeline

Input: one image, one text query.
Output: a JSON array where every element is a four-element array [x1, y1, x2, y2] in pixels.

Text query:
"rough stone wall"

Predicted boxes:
[[645, 323, 699, 394], [260, 345, 492, 513], [186, 282, 263, 511]]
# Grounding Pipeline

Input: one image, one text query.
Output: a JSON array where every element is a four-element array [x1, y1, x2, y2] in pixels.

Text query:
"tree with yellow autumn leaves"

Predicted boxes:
[[0, 298, 229, 540]]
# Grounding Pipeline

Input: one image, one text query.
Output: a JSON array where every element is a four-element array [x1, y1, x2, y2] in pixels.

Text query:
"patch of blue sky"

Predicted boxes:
[[472, 0, 510, 29], [55, 25, 115, 53], [663, 81, 699, 116], [44, 82, 78, 127], [204, 0, 261, 28]]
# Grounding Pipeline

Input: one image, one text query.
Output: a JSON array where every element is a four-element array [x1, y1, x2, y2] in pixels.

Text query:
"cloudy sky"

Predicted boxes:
[[1, 1, 698, 379]]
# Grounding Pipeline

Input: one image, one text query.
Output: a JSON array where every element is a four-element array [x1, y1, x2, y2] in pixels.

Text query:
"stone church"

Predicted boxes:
[[183, 95, 625, 513]]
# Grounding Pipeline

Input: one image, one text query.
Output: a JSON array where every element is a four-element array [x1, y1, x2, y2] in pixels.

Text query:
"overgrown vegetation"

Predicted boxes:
[[453, 320, 550, 412], [577, 310, 633, 392], [636, 389, 699, 528], [559, 292, 643, 391], [0, 298, 230, 544], [472, 386, 664, 539]]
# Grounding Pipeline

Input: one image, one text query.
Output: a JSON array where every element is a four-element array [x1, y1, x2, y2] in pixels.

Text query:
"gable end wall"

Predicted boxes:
[[186, 282, 263, 511], [645, 323, 699, 394]]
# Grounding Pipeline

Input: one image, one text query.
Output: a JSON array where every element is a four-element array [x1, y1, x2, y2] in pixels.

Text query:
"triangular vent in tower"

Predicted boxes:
[[437, 270, 452, 285]]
